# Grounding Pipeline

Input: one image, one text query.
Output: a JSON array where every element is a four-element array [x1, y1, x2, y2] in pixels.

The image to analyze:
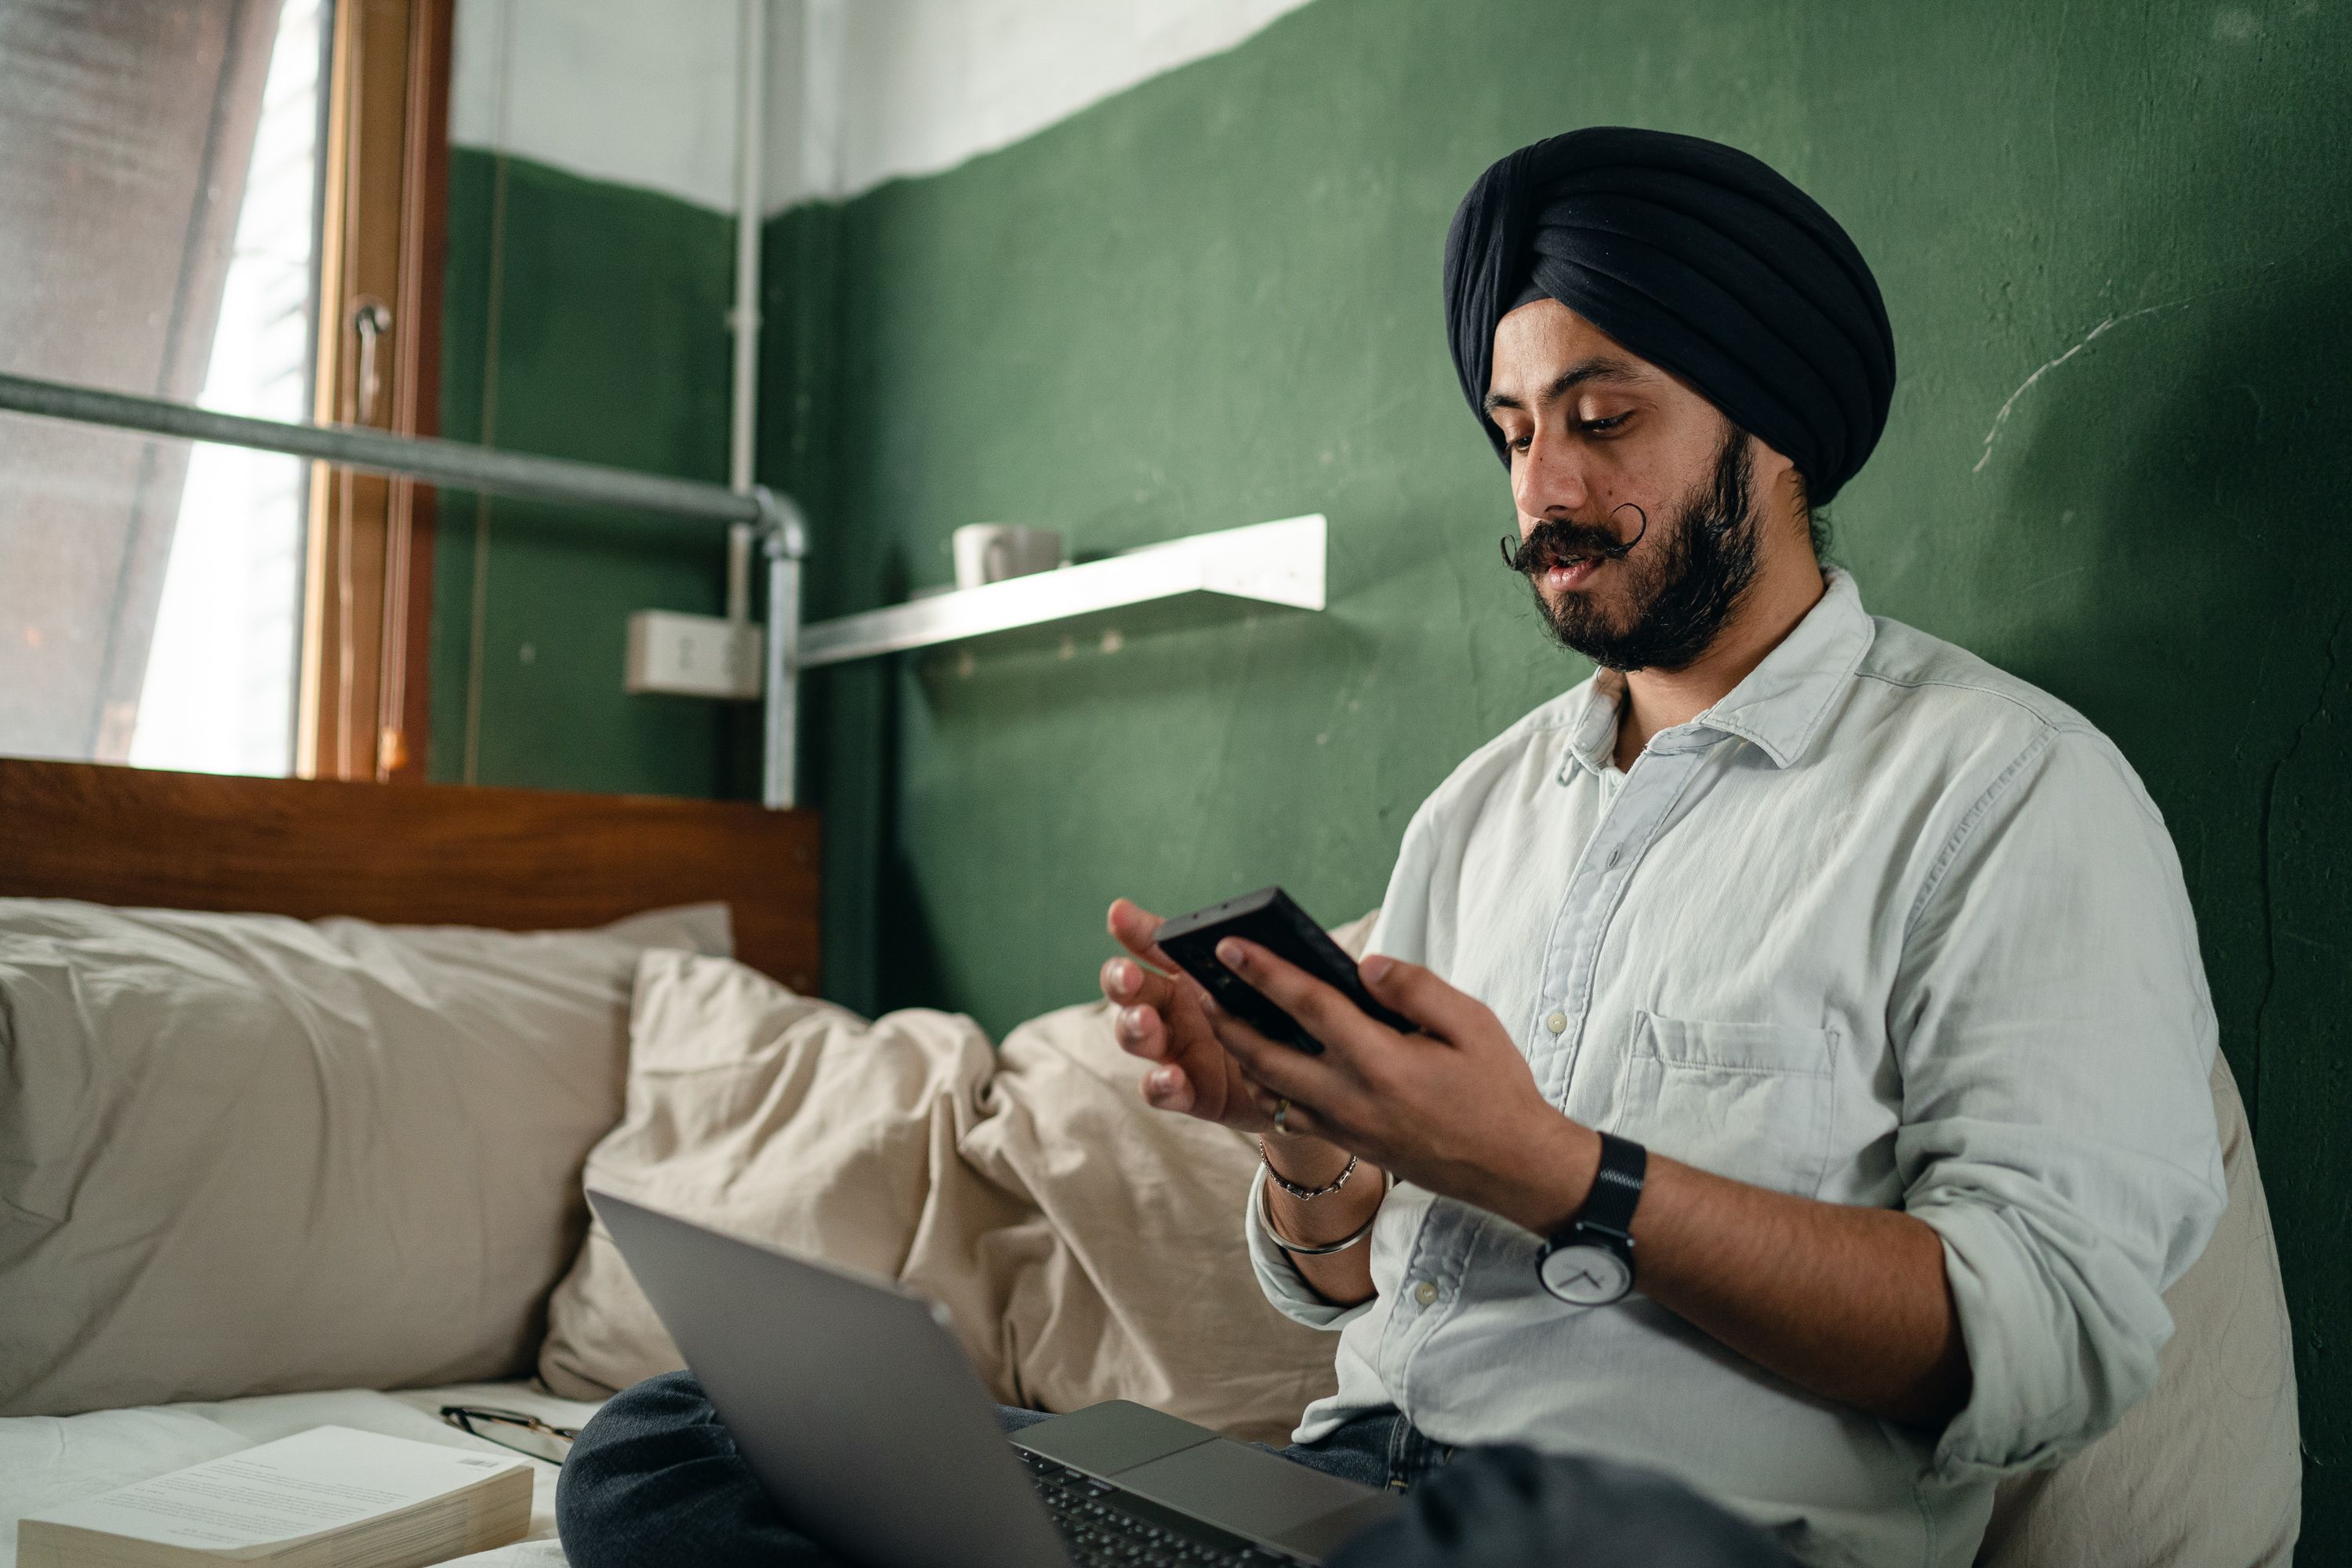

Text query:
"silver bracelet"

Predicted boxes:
[[1258, 1167, 1387, 1256], [1258, 1138, 1359, 1200]]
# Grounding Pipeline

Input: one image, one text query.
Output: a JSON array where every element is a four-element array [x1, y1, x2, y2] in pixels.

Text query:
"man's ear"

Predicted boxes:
[[1782, 468, 1816, 540], [1746, 430, 1800, 492], [1746, 434, 1813, 546]]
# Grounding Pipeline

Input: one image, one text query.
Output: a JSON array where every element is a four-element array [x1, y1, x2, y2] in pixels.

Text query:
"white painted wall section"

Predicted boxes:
[[449, 0, 746, 211], [448, 0, 1319, 213], [813, 0, 1317, 205]]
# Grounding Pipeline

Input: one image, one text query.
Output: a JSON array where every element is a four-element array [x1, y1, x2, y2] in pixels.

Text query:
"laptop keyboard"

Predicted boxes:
[[1019, 1447, 1287, 1566]]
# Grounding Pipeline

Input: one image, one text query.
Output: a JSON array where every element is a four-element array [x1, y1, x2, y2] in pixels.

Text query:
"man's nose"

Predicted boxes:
[[1512, 430, 1592, 522]]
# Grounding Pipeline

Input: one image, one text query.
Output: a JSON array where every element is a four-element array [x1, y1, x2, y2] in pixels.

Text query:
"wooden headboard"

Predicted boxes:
[[0, 757, 821, 991]]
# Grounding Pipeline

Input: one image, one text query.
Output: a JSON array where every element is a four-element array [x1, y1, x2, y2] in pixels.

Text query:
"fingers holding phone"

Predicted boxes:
[[1117, 885, 1409, 1142], [1102, 899, 1280, 1133], [1153, 888, 1417, 1049]]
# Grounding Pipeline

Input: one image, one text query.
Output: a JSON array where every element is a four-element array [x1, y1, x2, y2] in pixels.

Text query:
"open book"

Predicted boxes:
[[16, 1426, 532, 1568]]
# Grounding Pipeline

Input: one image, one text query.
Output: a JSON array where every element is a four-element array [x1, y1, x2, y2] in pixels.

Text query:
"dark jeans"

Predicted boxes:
[[556, 1370, 1795, 1568]]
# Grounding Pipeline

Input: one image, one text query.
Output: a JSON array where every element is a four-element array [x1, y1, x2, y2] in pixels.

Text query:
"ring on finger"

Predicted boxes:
[[1272, 1096, 1290, 1133]]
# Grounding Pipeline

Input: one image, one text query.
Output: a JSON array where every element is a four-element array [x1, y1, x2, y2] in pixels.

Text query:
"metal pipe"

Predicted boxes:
[[723, 3, 768, 664], [760, 488, 808, 810], [0, 370, 766, 527], [725, 523, 754, 624], [1, 368, 815, 812], [729, 0, 766, 498]]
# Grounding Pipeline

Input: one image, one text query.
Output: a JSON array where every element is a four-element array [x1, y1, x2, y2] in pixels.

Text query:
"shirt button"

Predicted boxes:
[[1412, 1280, 1439, 1307], [1545, 1010, 1568, 1034]]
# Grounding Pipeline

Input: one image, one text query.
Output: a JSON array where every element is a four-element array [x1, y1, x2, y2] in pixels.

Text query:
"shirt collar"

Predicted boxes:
[[1558, 568, 1876, 779]]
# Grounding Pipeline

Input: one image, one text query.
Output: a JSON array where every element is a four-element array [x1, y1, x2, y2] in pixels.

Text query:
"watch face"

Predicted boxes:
[[1539, 1242, 1632, 1306]]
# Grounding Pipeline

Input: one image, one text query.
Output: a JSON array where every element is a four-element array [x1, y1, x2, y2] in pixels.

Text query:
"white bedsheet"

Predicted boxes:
[[0, 1381, 601, 1567]]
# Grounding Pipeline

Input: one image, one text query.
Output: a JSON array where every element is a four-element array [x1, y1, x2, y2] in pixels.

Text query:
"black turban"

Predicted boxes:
[[1443, 127, 1895, 505]]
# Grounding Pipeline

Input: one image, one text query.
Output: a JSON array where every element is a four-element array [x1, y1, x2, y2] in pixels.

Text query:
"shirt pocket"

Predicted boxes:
[[1609, 1012, 1838, 1200]]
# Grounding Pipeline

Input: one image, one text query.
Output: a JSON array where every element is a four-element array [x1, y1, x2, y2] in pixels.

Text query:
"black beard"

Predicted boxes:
[[1513, 423, 1762, 673]]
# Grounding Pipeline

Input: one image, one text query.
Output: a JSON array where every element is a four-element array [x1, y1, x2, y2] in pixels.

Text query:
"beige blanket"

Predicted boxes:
[[537, 944, 1349, 1444]]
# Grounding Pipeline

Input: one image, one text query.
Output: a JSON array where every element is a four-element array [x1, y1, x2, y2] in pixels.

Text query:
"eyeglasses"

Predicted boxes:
[[438, 1405, 583, 1465]]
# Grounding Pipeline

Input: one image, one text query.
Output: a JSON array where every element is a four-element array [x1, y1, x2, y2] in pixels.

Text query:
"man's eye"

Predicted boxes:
[[1581, 414, 1630, 437]]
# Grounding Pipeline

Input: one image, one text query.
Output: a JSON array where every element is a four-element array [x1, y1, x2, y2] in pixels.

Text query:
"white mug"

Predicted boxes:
[[952, 524, 1063, 590]]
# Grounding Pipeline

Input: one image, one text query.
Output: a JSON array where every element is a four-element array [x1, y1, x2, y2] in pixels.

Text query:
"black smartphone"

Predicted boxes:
[[1152, 886, 1415, 1054]]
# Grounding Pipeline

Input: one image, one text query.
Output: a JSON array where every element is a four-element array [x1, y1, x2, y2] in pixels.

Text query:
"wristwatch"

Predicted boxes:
[[1536, 1131, 1646, 1307]]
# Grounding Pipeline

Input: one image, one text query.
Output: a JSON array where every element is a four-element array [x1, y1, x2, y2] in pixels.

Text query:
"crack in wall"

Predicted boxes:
[[1971, 298, 2192, 474], [2250, 603, 2349, 1139], [1969, 267, 2286, 474]]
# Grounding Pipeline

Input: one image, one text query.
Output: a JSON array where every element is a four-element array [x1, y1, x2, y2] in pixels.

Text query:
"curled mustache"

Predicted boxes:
[[1499, 503, 1649, 575]]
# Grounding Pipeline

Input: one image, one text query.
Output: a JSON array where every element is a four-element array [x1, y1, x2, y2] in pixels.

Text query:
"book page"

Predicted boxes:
[[20, 1426, 524, 1555]]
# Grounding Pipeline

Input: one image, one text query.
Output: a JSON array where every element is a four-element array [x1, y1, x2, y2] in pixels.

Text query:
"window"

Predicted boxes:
[[0, 0, 450, 781]]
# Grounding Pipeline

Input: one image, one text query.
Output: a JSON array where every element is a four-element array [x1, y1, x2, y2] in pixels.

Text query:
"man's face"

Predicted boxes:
[[1485, 299, 1767, 672]]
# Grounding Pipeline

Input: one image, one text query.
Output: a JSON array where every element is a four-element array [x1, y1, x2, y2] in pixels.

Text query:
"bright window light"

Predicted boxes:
[[129, 0, 322, 777]]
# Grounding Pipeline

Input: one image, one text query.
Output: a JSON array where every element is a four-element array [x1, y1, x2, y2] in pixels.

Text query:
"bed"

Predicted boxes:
[[0, 757, 819, 1566], [0, 758, 2306, 1567]]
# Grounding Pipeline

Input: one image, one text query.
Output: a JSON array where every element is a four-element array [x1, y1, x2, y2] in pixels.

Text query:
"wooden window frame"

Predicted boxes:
[[298, 0, 452, 782]]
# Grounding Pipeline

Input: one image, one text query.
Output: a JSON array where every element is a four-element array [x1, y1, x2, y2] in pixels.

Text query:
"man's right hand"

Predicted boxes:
[[1103, 898, 1377, 1305], [1101, 898, 1287, 1133]]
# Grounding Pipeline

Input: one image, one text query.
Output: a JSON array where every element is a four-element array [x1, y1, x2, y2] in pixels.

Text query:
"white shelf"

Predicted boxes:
[[797, 514, 1326, 668]]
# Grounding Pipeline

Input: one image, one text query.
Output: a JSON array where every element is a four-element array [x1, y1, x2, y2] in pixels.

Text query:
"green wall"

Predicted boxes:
[[434, 148, 757, 798], [764, 0, 2350, 1548]]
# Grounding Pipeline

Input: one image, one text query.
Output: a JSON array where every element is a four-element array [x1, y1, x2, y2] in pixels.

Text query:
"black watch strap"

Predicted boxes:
[[1578, 1131, 1646, 1238]]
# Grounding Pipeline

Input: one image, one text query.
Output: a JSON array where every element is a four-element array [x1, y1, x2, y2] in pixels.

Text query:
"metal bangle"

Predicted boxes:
[[1258, 1167, 1386, 1256], [1258, 1139, 1359, 1200]]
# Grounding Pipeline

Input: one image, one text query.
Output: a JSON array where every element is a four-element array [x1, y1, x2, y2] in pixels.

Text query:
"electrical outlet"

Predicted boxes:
[[625, 610, 762, 699]]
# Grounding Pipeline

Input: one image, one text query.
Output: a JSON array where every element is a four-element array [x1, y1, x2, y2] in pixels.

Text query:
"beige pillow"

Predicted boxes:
[[539, 943, 1356, 1443], [1979, 1052, 2299, 1566], [0, 898, 730, 1416]]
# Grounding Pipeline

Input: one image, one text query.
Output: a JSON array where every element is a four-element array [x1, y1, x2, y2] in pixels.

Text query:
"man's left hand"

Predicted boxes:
[[1203, 938, 1600, 1236]]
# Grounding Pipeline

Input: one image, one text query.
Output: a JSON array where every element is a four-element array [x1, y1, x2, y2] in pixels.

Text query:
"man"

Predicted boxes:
[[555, 129, 2223, 1568], [1100, 127, 2223, 1564]]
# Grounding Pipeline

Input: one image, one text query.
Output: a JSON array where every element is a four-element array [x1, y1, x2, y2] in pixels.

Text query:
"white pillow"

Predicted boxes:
[[0, 898, 730, 1417], [1979, 1051, 2299, 1566]]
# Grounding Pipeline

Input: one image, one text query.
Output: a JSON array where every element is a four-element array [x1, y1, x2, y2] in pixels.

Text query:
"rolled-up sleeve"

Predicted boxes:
[[1243, 1165, 1377, 1330], [1893, 728, 2226, 1475]]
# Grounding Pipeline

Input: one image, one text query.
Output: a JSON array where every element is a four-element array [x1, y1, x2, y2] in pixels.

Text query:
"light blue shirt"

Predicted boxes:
[[1247, 570, 2224, 1567]]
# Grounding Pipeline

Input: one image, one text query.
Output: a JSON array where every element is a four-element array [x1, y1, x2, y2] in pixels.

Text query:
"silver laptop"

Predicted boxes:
[[589, 1190, 1398, 1568]]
